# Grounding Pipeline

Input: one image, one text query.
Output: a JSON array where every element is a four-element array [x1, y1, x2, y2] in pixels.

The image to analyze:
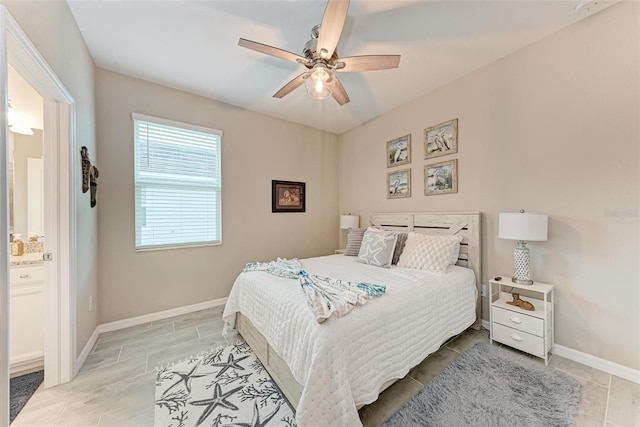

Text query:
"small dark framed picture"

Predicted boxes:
[[272, 180, 306, 213]]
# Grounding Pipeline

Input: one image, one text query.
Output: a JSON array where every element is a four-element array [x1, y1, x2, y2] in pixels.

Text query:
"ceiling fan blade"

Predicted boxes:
[[332, 76, 350, 105], [273, 73, 307, 98], [317, 0, 350, 60], [335, 55, 401, 72], [239, 38, 309, 65]]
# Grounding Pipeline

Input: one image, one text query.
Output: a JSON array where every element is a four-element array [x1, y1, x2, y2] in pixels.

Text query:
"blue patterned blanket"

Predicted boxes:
[[243, 258, 385, 323]]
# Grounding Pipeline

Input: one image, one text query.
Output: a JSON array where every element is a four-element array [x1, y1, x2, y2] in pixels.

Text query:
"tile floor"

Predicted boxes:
[[12, 308, 640, 427]]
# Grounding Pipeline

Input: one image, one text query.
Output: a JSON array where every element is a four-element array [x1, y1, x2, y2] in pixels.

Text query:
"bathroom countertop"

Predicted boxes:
[[10, 252, 45, 266]]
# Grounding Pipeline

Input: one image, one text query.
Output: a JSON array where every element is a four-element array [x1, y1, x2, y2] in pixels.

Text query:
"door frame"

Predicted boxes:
[[1, 7, 77, 423]]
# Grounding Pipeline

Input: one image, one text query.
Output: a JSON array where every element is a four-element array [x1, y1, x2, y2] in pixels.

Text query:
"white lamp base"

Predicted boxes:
[[512, 241, 533, 285]]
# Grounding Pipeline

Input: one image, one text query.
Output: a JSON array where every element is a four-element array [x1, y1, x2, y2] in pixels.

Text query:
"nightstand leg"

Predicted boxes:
[[489, 281, 493, 345], [544, 291, 549, 365]]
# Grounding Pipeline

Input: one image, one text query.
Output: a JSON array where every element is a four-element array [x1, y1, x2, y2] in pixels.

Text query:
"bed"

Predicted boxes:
[[222, 212, 482, 426]]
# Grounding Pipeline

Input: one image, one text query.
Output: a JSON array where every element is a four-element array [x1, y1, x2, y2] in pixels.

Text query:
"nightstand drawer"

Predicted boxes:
[[492, 323, 544, 356], [492, 306, 543, 337]]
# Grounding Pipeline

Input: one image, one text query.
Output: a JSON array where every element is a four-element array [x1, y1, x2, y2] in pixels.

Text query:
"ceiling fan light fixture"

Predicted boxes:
[[8, 101, 34, 135], [8, 101, 16, 126], [238, 0, 399, 105], [305, 64, 335, 100], [10, 121, 34, 136]]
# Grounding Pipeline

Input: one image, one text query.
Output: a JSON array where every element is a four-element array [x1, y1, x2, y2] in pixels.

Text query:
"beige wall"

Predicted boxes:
[[2, 1, 98, 357], [95, 69, 339, 323], [338, 2, 639, 370]]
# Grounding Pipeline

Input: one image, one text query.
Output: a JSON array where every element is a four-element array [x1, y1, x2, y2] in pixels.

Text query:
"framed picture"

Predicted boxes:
[[387, 134, 411, 168], [387, 168, 411, 199], [424, 159, 458, 196], [272, 180, 305, 212], [424, 118, 458, 159]]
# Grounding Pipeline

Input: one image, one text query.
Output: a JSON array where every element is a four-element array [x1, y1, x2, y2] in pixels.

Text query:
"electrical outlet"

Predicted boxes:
[[481, 285, 487, 298], [89, 296, 93, 312]]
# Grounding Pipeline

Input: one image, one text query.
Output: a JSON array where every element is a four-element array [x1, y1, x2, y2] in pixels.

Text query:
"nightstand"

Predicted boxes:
[[489, 276, 554, 365], [334, 249, 346, 254]]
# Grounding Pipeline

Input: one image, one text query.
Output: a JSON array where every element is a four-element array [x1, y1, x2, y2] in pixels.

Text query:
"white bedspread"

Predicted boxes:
[[223, 255, 477, 427]]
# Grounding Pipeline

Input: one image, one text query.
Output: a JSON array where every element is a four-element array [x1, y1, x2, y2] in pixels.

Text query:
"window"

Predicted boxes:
[[132, 113, 222, 250]]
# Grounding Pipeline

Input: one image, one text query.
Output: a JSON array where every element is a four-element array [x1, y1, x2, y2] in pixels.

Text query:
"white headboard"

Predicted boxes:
[[370, 212, 482, 330]]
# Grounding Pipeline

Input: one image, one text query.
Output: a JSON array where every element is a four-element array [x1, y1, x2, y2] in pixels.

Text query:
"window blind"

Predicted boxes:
[[133, 113, 222, 250]]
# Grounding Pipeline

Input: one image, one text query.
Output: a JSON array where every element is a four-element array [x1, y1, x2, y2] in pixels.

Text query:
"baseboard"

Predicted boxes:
[[97, 297, 228, 334], [76, 327, 100, 375], [10, 351, 44, 376], [552, 343, 640, 384], [481, 319, 639, 384], [74, 298, 228, 373]]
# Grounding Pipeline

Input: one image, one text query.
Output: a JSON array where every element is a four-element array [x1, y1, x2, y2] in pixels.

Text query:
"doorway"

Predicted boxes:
[[1, 6, 77, 425], [8, 63, 46, 379]]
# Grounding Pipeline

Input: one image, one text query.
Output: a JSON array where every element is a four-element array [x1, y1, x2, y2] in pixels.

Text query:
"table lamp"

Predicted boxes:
[[340, 214, 359, 231], [339, 214, 359, 249], [499, 210, 548, 285]]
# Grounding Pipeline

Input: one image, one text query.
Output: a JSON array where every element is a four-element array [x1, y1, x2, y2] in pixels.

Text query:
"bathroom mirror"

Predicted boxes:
[[9, 131, 44, 239], [8, 65, 44, 242]]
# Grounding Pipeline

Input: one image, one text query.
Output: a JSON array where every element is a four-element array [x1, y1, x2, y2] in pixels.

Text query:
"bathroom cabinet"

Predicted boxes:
[[9, 264, 44, 374]]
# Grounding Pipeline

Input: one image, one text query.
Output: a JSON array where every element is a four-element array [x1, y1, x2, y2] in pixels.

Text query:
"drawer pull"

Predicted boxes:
[[509, 316, 522, 324], [510, 334, 523, 342], [19, 274, 29, 279]]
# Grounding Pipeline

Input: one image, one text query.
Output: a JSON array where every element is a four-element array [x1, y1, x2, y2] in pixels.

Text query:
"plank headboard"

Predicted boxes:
[[370, 212, 482, 330]]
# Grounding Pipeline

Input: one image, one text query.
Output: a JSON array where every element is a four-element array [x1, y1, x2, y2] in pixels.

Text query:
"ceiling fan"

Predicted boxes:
[[238, 0, 400, 105]]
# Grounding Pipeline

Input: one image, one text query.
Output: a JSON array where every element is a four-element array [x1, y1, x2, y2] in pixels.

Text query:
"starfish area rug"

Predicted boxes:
[[155, 341, 297, 427]]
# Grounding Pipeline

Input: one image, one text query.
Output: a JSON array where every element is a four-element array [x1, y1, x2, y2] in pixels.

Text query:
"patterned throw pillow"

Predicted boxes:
[[356, 228, 398, 268], [345, 228, 366, 256], [397, 232, 464, 274], [391, 232, 408, 265], [368, 227, 408, 265]]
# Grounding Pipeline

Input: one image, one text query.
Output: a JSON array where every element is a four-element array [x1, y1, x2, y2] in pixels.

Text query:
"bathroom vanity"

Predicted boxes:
[[9, 258, 44, 374]]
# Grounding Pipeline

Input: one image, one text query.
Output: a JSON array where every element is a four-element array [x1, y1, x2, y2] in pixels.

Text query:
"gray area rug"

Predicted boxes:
[[10, 370, 44, 424], [384, 343, 582, 427]]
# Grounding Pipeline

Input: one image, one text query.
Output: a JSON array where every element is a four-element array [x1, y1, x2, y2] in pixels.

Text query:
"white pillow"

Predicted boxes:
[[450, 239, 462, 265], [356, 228, 398, 268], [397, 232, 464, 274]]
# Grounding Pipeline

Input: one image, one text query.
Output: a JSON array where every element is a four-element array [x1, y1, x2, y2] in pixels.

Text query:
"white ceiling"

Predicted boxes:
[[67, 0, 615, 134]]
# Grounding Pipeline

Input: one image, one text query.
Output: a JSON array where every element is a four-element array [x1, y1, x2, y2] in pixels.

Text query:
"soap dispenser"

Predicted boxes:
[[11, 233, 24, 256]]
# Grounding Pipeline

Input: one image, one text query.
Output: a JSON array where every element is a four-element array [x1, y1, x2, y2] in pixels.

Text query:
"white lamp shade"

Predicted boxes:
[[499, 212, 548, 241], [340, 214, 359, 230]]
